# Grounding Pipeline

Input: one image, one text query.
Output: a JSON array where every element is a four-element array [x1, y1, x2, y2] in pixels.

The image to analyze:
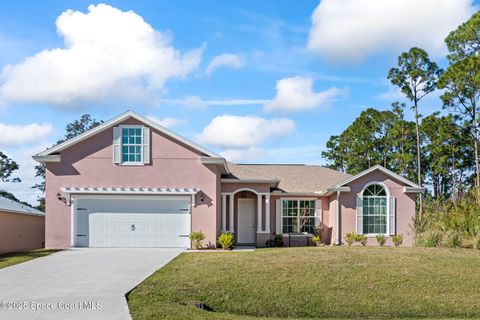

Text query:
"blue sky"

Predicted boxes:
[[0, 0, 477, 204]]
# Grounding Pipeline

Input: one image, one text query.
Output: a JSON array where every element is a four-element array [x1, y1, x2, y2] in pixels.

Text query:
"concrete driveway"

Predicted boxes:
[[0, 248, 183, 320]]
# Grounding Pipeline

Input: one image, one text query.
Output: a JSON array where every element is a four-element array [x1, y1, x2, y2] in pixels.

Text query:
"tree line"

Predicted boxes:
[[323, 11, 480, 211]]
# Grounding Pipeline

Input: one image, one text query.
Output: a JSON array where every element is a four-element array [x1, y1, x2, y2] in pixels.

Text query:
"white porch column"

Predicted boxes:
[[265, 194, 270, 233], [229, 194, 234, 232], [257, 194, 263, 232], [221, 194, 227, 232]]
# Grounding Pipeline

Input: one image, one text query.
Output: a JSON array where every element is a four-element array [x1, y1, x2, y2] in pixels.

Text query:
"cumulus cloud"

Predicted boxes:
[[0, 122, 53, 147], [220, 147, 265, 162], [146, 115, 187, 128], [0, 4, 203, 106], [196, 114, 295, 148], [307, 0, 476, 63], [264, 76, 343, 112], [206, 53, 245, 75]]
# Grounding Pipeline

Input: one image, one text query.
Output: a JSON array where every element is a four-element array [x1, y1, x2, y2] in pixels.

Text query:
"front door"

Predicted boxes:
[[238, 198, 256, 244]]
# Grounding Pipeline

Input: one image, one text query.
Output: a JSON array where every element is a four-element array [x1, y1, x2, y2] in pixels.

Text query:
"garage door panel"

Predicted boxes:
[[80, 197, 191, 248]]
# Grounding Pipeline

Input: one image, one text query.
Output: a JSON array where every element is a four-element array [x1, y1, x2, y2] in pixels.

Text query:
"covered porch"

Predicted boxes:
[[221, 188, 271, 247]]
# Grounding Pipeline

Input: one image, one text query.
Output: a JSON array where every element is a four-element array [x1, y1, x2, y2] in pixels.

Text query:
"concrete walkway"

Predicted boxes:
[[0, 248, 183, 320]]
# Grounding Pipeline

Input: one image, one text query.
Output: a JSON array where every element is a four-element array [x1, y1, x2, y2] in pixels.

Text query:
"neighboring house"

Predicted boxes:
[[0, 196, 45, 254], [33, 111, 423, 249]]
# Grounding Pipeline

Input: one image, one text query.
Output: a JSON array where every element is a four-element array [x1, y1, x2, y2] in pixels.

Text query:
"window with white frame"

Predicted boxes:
[[282, 200, 315, 234], [362, 184, 388, 234], [121, 126, 143, 163]]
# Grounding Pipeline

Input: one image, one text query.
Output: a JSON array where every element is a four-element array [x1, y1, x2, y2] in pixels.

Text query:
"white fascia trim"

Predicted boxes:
[[35, 111, 221, 158], [271, 191, 325, 196], [403, 186, 425, 193], [321, 186, 351, 196], [3, 209, 45, 217], [201, 157, 230, 174], [32, 155, 61, 163], [221, 179, 279, 184], [333, 165, 422, 189]]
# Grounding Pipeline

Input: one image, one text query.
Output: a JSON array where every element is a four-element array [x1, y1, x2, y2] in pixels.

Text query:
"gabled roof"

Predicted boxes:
[[34, 111, 221, 158], [225, 163, 351, 194], [332, 164, 423, 190], [0, 196, 44, 217]]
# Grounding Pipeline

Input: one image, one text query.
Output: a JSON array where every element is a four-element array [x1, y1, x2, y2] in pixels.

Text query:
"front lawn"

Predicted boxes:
[[128, 247, 480, 319], [0, 249, 58, 269]]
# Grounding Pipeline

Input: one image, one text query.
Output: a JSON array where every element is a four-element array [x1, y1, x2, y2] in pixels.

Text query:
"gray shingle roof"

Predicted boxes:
[[225, 163, 351, 193], [0, 196, 44, 216]]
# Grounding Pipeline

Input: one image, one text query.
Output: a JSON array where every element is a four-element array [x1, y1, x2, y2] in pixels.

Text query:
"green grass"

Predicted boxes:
[[0, 249, 59, 269], [128, 246, 480, 319]]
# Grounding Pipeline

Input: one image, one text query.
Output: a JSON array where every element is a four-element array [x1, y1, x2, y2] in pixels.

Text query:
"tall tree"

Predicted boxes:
[[33, 114, 103, 203], [421, 113, 469, 199], [389, 102, 416, 181], [388, 47, 442, 220], [438, 12, 480, 203], [0, 151, 21, 183], [322, 106, 416, 177]]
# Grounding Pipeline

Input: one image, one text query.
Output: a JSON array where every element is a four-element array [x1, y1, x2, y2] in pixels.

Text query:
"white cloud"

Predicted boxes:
[[196, 114, 295, 148], [220, 147, 265, 162], [160, 96, 269, 109], [264, 76, 343, 112], [0, 143, 52, 206], [206, 53, 245, 75], [0, 4, 203, 106], [146, 115, 187, 128], [0, 122, 53, 147], [307, 0, 476, 63]]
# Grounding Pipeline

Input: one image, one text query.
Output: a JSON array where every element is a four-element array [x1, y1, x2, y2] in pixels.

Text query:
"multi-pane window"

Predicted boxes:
[[282, 200, 316, 234], [362, 184, 387, 234], [121, 127, 143, 163]]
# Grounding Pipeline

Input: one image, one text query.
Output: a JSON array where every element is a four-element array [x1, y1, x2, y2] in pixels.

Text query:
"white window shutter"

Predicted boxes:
[[113, 127, 121, 164], [389, 196, 396, 235], [315, 199, 323, 228], [356, 196, 363, 235], [143, 127, 150, 164], [276, 199, 281, 234]]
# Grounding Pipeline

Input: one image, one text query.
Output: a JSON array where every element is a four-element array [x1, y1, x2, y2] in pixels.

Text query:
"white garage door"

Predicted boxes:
[[74, 196, 191, 248]]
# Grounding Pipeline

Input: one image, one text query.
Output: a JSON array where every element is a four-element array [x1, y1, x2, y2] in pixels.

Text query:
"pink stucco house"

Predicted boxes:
[[33, 111, 423, 249]]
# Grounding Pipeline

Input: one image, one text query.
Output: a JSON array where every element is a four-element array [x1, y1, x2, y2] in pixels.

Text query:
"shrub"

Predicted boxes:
[[416, 230, 443, 247], [311, 234, 321, 246], [189, 231, 205, 250], [445, 231, 462, 248], [273, 234, 284, 247], [392, 234, 403, 247], [375, 234, 387, 246], [217, 232, 235, 250], [344, 232, 356, 246], [355, 234, 368, 246]]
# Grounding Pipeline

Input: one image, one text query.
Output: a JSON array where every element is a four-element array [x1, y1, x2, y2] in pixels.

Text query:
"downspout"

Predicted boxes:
[[336, 190, 341, 245]]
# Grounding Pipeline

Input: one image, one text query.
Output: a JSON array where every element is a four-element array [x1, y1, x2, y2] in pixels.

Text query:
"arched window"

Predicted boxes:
[[362, 184, 388, 234]]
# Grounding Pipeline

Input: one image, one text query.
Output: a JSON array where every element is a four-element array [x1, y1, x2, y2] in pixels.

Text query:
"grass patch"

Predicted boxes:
[[128, 246, 480, 319], [0, 249, 59, 269]]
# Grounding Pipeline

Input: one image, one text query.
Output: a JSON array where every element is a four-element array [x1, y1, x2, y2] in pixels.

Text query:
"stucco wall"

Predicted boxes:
[[0, 211, 45, 254], [45, 118, 220, 249], [339, 170, 416, 246]]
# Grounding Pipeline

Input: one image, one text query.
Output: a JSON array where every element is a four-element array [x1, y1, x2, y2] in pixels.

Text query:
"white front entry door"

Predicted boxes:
[[237, 198, 256, 243], [74, 196, 191, 248]]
